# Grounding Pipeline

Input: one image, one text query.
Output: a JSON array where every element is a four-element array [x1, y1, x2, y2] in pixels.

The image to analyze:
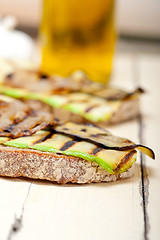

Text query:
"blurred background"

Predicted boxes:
[[0, 0, 160, 61], [1, 0, 160, 38]]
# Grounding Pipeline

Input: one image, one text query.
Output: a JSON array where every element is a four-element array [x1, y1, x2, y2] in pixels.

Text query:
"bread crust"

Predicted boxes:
[[0, 146, 134, 183]]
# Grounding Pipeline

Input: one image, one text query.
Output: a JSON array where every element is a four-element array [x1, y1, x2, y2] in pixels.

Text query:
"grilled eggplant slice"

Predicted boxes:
[[0, 94, 58, 137], [54, 122, 155, 159], [91, 87, 144, 100], [3, 69, 104, 94]]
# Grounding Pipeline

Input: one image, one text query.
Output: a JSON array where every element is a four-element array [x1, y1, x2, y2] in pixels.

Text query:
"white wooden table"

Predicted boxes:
[[0, 53, 159, 240]]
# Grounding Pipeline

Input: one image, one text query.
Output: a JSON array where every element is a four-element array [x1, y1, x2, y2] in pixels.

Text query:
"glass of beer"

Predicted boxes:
[[40, 0, 115, 83]]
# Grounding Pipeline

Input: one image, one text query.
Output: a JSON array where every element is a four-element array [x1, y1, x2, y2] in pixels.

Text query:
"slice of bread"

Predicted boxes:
[[0, 60, 142, 126], [0, 146, 134, 184]]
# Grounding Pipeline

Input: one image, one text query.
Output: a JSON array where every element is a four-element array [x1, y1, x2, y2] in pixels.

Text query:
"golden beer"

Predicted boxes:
[[40, 0, 115, 83]]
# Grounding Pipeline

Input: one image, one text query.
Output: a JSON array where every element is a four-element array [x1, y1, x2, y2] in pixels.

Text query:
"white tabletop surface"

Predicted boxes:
[[0, 51, 159, 240]]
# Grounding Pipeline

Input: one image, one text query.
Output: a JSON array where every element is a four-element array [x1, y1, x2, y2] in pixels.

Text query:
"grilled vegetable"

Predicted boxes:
[[0, 86, 28, 98], [3, 69, 108, 94], [0, 130, 137, 174], [4, 69, 144, 100], [0, 121, 155, 174], [55, 122, 155, 159], [91, 87, 144, 100], [0, 81, 144, 122], [0, 86, 121, 122], [0, 94, 58, 137]]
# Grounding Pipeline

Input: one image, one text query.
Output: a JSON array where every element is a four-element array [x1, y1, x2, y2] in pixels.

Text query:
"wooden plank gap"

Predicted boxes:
[[7, 182, 32, 240], [138, 114, 150, 240], [132, 55, 150, 240]]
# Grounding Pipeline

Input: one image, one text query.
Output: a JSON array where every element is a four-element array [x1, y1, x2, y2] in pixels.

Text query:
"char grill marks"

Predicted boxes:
[[0, 95, 57, 138], [60, 140, 77, 151], [26, 129, 103, 157], [92, 147, 103, 155], [54, 122, 155, 159], [30, 131, 105, 157]]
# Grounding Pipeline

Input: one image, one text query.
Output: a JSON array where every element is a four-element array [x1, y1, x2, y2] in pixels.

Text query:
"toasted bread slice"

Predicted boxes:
[[0, 84, 141, 126], [0, 145, 135, 184], [0, 122, 154, 184], [0, 60, 143, 125]]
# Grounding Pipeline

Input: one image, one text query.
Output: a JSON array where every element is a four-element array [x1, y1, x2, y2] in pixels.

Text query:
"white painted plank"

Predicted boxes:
[[9, 55, 144, 240], [0, 178, 31, 239], [138, 55, 160, 240], [111, 53, 136, 90], [14, 171, 141, 240]]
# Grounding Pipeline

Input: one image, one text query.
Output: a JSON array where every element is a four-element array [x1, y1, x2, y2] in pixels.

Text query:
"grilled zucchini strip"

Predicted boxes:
[[0, 130, 137, 174]]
